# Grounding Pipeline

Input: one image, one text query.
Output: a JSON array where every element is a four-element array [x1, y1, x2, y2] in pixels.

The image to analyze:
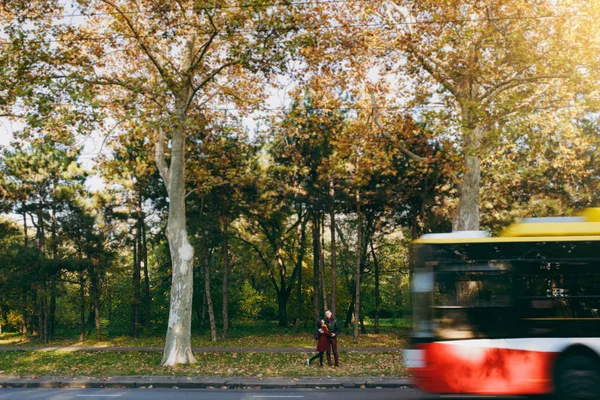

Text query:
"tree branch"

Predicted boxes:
[[85, 75, 167, 111], [189, 11, 219, 73], [185, 62, 238, 111], [282, 211, 305, 242], [369, 91, 432, 163], [408, 44, 460, 98], [100, 0, 167, 78], [481, 74, 565, 103], [384, 1, 459, 97]]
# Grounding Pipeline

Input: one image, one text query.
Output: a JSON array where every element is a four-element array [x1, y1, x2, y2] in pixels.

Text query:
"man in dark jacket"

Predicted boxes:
[[324, 310, 340, 366]]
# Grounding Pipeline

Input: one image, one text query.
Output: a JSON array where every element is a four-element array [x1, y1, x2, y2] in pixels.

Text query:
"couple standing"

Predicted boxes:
[[307, 310, 340, 367]]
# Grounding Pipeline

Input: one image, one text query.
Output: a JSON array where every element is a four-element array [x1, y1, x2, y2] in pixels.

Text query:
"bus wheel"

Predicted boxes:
[[554, 355, 600, 400]]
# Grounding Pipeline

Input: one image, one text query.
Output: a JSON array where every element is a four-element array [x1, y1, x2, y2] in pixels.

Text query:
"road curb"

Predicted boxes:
[[0, 376, 412, 389]]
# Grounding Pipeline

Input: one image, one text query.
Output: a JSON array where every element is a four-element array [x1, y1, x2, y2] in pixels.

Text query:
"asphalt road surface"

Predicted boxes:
[[0, 388, 532, 399], [0, 388, 433, 400]]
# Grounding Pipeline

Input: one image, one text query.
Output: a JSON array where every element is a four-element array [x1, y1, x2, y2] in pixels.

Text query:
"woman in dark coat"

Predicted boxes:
[[307, 320, 332, 366]]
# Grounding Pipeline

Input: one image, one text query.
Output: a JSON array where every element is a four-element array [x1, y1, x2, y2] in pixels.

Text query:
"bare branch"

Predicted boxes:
[[85, 75, 168, 111], [282, 212, 305, 242], [100, 0, 167, 78], [173, 0, 189, 20], [185, 61, 238, 111], [189, 11, 219, 73], [408, 45, 460, 98], [97, 118, 127, 156], [369, 91, 432, 164], [481, 74, 565, 103], [383, 1, 459, 97], [155, 127, 170, 191]]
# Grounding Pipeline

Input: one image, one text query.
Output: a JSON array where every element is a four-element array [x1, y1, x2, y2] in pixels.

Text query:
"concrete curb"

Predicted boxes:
[[0, 376, 412, 389]]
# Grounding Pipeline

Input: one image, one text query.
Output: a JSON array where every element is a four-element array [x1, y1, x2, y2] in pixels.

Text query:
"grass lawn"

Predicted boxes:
[[0, 350, 407, 377], [0, 318, 411, 349]]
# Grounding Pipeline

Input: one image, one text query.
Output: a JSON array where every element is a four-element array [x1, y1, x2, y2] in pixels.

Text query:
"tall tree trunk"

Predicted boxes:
[[38, 288, 46, 344], [43, 289, 48, 342], [295, 264, 302, 331], [353, 191, 362, 343], [454, 112, 483, 231], [319, 217, 328, 312], [49, 208, 58, 339], [43, 290, 48, 343], [329, 179, 337, 317], [345, 290, 354, 329], [108, 285, 113, 322], [312, 214, 320, 323], [79, 270, 85, 341], [22, 208, 28, 247], [370, 240, 381, 334], [200, 284, 207, 331], [158, 112, 196, 365], [21, 294, 28, 335], [90, 267, 101, 339], [31, 292, 37, 336], [221, 218, 230, 339], [277, 290, 288, 327], [140, 196, 151, 334], [295, 215, 307, 331], [36, 208, 47, 343], [130, 237, 140, 338], [203, 250, 217, 342]]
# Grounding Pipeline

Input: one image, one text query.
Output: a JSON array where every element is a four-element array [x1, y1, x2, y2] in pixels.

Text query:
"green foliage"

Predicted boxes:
[[238, 281, 266, 321]]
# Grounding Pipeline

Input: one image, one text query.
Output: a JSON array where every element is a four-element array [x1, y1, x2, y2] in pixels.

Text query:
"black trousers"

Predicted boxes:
[[309, 351, 324, 366]]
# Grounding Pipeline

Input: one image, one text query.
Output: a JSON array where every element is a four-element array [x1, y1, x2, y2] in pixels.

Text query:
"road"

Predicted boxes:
[[0, 388, 430, 400], [0, 388, 532, 399]]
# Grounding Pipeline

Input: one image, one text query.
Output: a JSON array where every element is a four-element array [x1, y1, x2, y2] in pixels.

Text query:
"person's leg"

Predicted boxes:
[[331, 338, 339, 366], [326, 347, 332, 366], [308, 352, 321, 365], [318, 351, 324, 366]]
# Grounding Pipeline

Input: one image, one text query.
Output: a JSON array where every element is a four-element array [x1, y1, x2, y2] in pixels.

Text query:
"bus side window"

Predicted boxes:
[[519, 261, 600, 337], [433, 270, 514, 339]]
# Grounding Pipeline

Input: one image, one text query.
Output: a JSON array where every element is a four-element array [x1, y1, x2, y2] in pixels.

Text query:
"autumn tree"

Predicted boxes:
[[366, 0, 598, 230], [40, 0, 314, 365]]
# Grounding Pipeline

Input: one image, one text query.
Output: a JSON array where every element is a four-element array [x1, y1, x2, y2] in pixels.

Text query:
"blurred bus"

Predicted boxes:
[[405, 209, 600, 399]]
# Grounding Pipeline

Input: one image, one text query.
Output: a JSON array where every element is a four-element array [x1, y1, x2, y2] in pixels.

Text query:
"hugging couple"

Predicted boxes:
[[307, 310, 340, 367]]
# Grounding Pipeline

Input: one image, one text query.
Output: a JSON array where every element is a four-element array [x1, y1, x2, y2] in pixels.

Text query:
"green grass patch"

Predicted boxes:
[[0, 350, 407, 378]]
